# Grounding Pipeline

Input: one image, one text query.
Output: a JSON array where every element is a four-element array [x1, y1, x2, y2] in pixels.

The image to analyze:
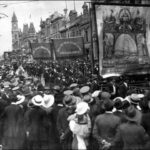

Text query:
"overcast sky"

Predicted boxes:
[[0, 1, 87, 56]]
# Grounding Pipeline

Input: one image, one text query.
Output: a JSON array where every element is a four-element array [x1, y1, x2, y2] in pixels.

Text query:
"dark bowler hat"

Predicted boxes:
[[125, 105, 140, 122], [63, 95, 76, 106], [83, 94, 94, 104]]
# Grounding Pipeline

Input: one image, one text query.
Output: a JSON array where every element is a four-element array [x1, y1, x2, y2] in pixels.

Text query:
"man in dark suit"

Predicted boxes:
[[112, 105, 150, 150], [57, 95, 76, 150], [117, 79, 128, 98], [141, 98, 150, 137], [92, 99, 120, 150], [24, 95, 46, 150], [106, 78, 117, 99], [113, 97, 127, 123], [0, 94, 26, 150]]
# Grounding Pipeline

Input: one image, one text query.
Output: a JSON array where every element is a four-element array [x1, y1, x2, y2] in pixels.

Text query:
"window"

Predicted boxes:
[[15, 34, 17, 40], [85, 30, 88, 42]]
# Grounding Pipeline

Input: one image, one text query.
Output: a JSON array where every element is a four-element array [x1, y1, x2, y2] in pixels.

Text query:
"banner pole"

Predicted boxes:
[[89, 2, 94, 74]]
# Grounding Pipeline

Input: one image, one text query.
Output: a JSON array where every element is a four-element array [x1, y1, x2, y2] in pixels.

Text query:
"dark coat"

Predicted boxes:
[[57, 107, 73, 150], [1, 93, 11, 105], [0, 104, 26, 150], [51, 104, 64, 150], [93, 112, 120, 149], [41, 109, 57, 150], [112, 122, 150, 150], [117, 82, 128, 98], [24, 106, 47, 150], [113, 111, 127, 123], [89, 99, 102, 127], [106, 83, 117, 99], [141, 112, 150, 136]]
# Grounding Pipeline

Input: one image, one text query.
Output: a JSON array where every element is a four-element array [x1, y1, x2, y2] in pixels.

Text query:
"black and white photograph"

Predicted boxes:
[[0, 0, 150, 150]]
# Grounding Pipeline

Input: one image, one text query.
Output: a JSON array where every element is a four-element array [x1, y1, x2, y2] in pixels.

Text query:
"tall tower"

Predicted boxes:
[[12, 12, 20, 51]]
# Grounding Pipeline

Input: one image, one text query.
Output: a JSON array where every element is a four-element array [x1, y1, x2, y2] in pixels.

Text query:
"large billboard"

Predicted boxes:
[[95, 4, 150, 75]]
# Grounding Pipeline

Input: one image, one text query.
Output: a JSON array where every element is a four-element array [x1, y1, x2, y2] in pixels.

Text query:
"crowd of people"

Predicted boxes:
[[0, 59, 150, 150]]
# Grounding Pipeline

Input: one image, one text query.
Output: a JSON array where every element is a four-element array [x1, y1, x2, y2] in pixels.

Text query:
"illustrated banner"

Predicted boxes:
[[30, 43, 52, 59], [95, 4, 150, 75], [53, 37, 85, 59]]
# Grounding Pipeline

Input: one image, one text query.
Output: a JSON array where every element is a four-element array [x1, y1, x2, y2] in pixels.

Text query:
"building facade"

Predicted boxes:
[[38, 2, 91, 57], [11, 12, 37, 54]]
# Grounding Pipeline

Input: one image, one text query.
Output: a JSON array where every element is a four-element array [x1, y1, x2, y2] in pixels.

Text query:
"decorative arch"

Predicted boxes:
[[115, 34, 137, 56]]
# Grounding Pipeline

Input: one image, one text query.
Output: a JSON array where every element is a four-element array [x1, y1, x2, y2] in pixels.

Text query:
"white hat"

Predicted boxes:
[[15, 95, 25, 105], [75, 102, 90, 115], [3, 81, 10, 88], [42, 94, 55, 108], [92, 90, 101, 98], [31, 95, 44, 106], [130, 93, 144, 104], [12, 86, 20, 91], [70, 83, 78, 88], [113, 97, 124, 102], [124, 96, 131, 102]]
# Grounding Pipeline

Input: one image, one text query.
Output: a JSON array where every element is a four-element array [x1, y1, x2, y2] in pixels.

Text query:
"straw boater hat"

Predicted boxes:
[[80, 86, 90, 95], [42, 94, 55, 108], [15, 95, 25, 105], [63, 90, 73, 96], [130, 94, 144, 105], [70, 83, 78, 90], [75, 102, 90, 115], [31, 95, 44, 106], [12, 86, 20, 91], [92, 90, 101, 98]]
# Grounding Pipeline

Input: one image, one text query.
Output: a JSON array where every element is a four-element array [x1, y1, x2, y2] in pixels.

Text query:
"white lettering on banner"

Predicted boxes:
[[33, 46, 50, 55], [57, 41, 82, 54]]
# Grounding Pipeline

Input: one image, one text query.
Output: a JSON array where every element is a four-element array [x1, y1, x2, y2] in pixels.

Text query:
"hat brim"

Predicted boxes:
[[31, 97, 43, 106], [76, 107, 89, 115], [125, 109, 140, 122], [15, 95, 25, 105], [42, 95, 54, 108]]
